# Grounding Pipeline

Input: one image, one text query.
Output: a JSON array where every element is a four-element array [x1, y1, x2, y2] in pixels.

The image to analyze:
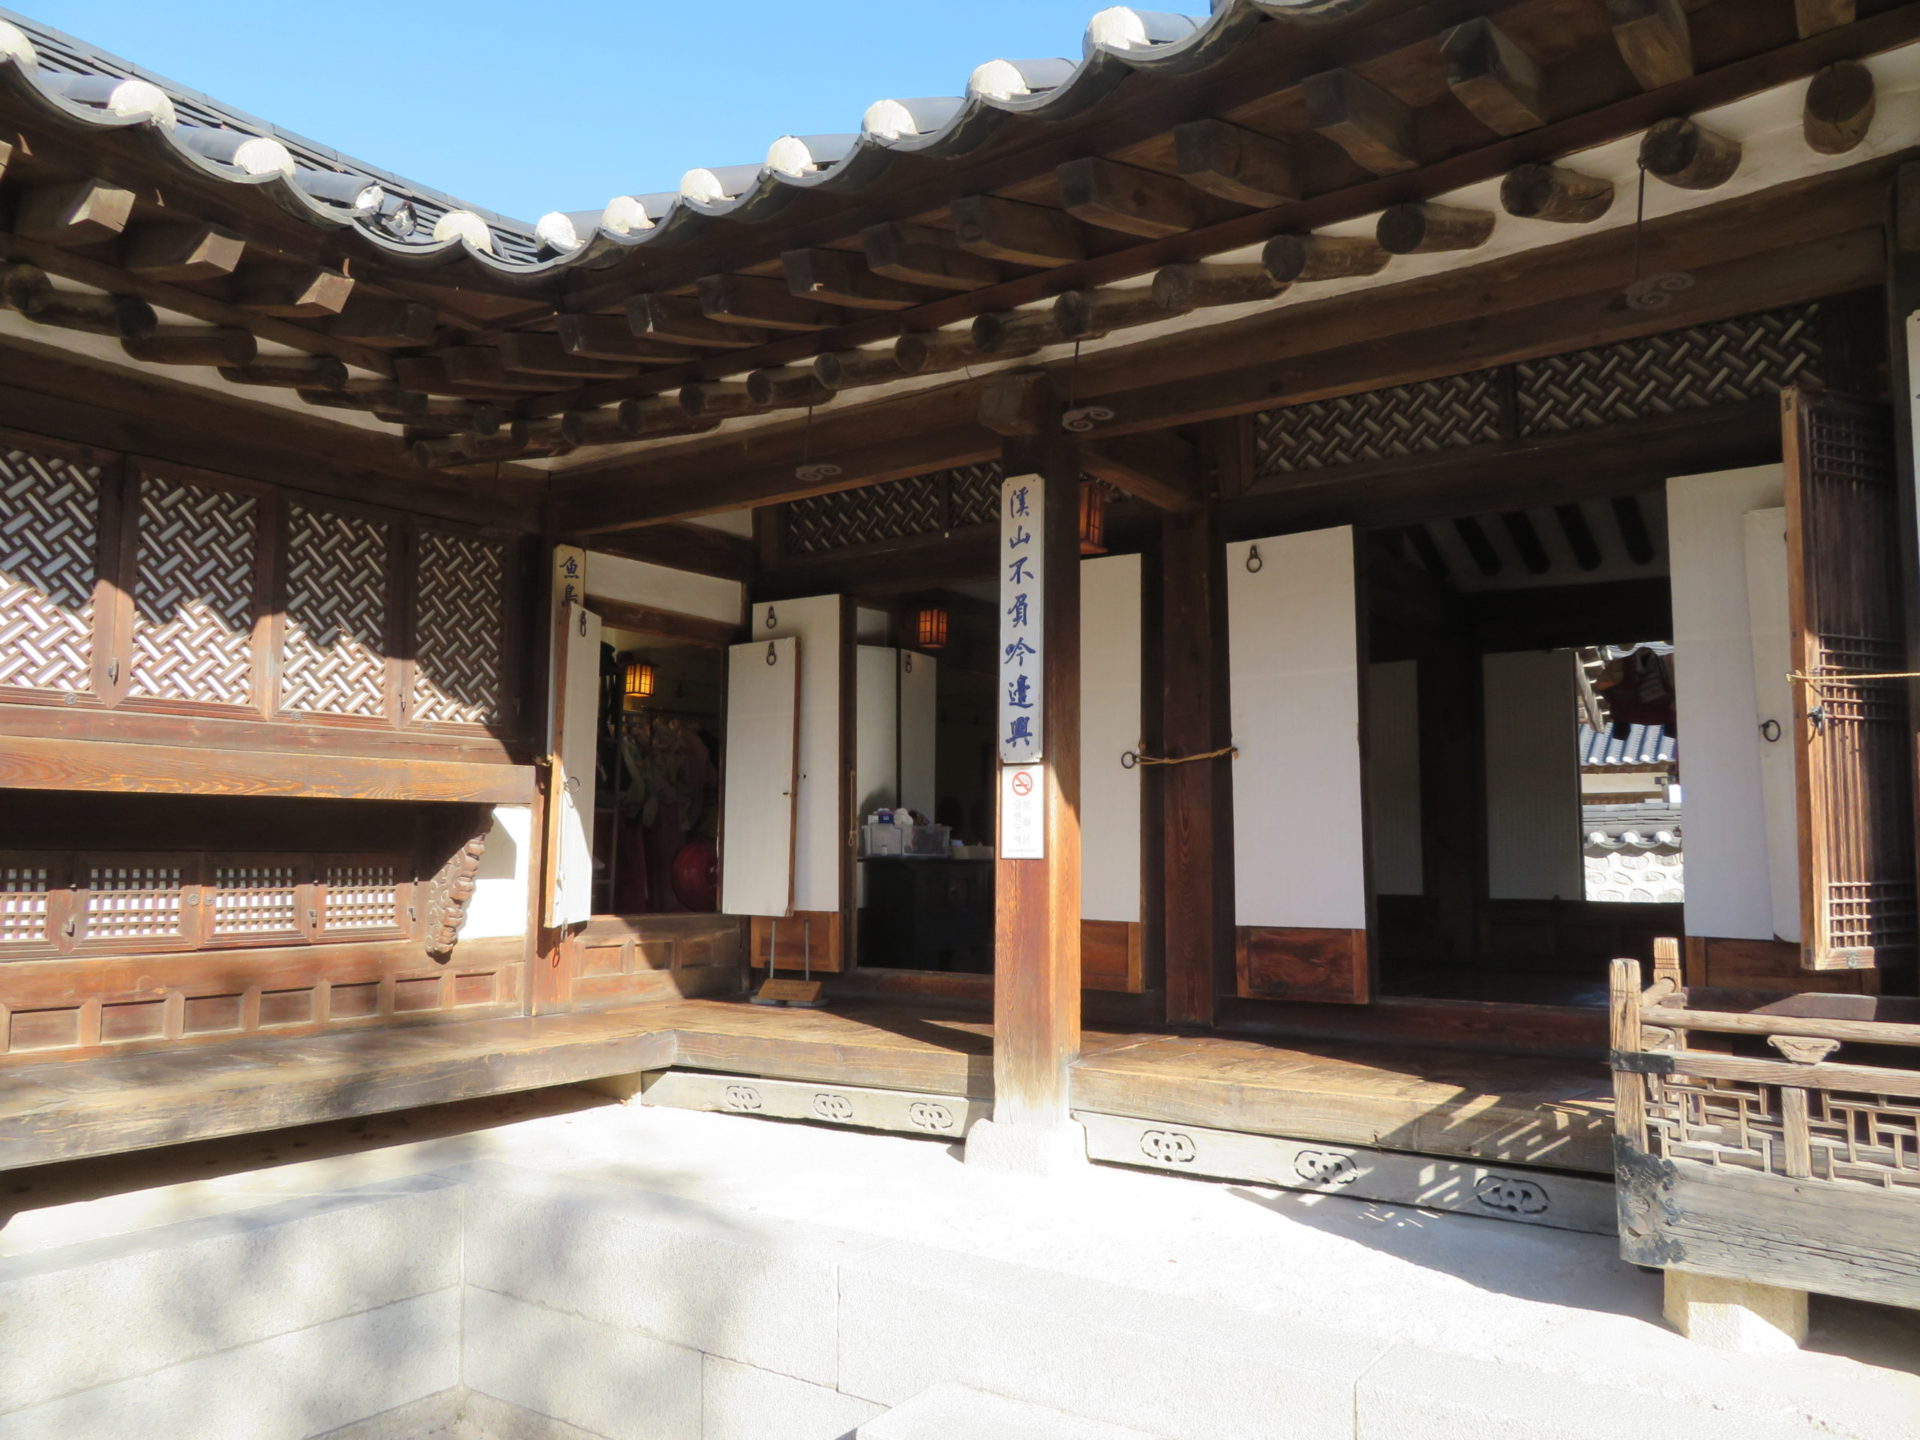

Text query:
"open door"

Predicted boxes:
[[546, 601, 602, 929], [720, 636, 801, 918], [1783, 387, 1916, 972]]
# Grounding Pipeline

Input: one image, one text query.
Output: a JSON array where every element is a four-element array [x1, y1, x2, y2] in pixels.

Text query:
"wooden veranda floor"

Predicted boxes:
[[1, 998, 1614, 1175]]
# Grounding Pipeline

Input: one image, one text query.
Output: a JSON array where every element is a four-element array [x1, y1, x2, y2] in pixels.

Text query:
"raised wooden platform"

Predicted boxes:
[[1, 998, 1615, 1175]]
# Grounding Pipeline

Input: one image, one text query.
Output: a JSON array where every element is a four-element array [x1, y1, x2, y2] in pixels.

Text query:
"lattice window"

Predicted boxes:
[[1516, 305, 1821, 436], [411, 530, 506, 726], [211, 863, 300, 937], [323, 864, 400, 932], [0, 439, 100, 694], [127, 474, 259, 706], [281, 504, 390, 718], [1254, 371, 1504, 476], [784, 463, 1003, 556], [0, 864, 51, 946], [82, 862, 185, 943], [1646, 1071, 1920, 1191]]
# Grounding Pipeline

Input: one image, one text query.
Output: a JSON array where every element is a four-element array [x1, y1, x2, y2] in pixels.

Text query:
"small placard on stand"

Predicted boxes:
[[753, 976, 825, 1007]]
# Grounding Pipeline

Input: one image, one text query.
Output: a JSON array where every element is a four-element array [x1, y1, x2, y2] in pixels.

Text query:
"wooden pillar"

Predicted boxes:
[[971, 373, 1085, 1162], [1886, 164, 1920, 893], [1159, 502, 1232, 1026]]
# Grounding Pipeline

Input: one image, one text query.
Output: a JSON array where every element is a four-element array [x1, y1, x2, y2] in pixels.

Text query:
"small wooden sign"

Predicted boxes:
[[753, 976, 825, 1008]]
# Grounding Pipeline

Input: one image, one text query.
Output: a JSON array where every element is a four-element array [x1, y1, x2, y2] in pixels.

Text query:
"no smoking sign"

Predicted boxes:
[[1001, 763, 1045, 860]]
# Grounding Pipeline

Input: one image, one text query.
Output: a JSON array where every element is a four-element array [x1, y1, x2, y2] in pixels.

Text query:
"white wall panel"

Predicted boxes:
[[1744, 506, 1800, 943], [753, 597, 843, 914], [460, 806, 532, 940], [585, 551, 744, 627], [720, 637, 799, 917], [1081, 555, 1143, 924], [855, 646, 899, 817], [1366, 660, 1424, 896], [1226, 528, 1368, 930], [1482, 650, 1582, 901], [1668, 465, 1785, 940], [898, 649, 938, 821]]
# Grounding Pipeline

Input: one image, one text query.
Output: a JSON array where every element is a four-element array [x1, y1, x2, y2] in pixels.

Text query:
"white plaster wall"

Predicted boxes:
[[1483, 651, 1583, 903], [1082, 555, 1143, 925], [856, 646, 900, 818], [754, 598, 843, 915], [458, 806, 532, 941], [1668, 466, 1786, 941], [1226, 528, 1367, 931], [585, 550, 744, 627]]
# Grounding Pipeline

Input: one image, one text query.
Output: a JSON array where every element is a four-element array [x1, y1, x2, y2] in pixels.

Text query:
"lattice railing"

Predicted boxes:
[[1255, 303, 1824, 477]]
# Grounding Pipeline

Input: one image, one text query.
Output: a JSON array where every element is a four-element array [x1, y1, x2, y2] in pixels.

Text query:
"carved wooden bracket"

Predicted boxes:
[[424, 806, 492, 959], [1769, 1034, 1842, 1065]]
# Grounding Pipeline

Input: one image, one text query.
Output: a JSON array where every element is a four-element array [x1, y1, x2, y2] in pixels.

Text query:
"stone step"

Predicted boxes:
[[859, 1383, 1172, 1440]]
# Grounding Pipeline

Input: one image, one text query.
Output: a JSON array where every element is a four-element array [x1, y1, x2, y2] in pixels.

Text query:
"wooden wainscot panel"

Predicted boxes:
[[559, 914, 749, 1007], [1082, 920, 1143, 994], [1683, 936, 1875, 995], [751, 911, 845, 974], [0, 735, 535, 804], [1236, 927, 1370, 1005], [0, 934, 525, 1064]]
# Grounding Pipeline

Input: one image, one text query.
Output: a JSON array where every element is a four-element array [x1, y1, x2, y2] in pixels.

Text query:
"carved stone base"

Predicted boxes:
[[1664, 1270, 1809, 1353], [962, 1117, 1089, 1178]]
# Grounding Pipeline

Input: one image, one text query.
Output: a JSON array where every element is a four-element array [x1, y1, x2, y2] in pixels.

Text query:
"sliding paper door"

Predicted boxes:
[[719, 636, 800, 917]]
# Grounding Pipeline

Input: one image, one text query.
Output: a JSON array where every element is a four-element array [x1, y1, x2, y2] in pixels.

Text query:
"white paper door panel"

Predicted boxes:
[[752, 597, 843, 914], [547, 603, 601, 928], [1744, 506, 1800, 944], [1482, 650, 1582, 902], [1082, 554, 1143, 924], [1226, 528, 1368, 931], [898, 649, 938, 821], [1668, 466, 1785, 940], [720, 636, 800, 917], [855, 645, 900, 818]]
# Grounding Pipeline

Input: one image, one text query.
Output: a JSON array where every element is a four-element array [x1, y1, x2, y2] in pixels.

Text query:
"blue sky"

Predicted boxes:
[[25, 1, 1126, 222]]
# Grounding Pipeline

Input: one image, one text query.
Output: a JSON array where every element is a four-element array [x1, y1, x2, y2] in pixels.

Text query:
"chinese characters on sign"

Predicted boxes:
[[998, 473, 1045, 764]]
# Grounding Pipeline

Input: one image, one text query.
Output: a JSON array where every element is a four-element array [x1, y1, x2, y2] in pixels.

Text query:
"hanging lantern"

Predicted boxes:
[[914, 607, 949, 651], [1079, 481, 1109, 556], [621, 660, 656, 706]]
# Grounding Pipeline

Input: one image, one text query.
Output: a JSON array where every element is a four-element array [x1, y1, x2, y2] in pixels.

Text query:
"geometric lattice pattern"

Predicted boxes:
[[83, 862, 186, 943], [128, 475, 259, 706], [1517, 304, 1821, 436], [411, 530, 506, 727], [1646, 1071, 1920, 1192], [785, 463, 1003, 556], [1256, 370, 1504, 475], [0, 441, 100, 693], [211, 863, 300, 937], [323, 864, 400, 931], [281, 504, 390, 718], [0, 863, 50, 946]]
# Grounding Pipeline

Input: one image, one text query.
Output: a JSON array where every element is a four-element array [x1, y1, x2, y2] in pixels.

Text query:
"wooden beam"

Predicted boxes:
[[234, 266, 354, 319], [0, 734, 535, 804], [1796, 0, 1855, 37], [696, 274, 842, 332], [1151, 262, 1286, 312], [438, 347, 559, 391], [1078, 430, 1203, 511], [978, 370, 1060, 438], [497, 332, 635, 378], [582, 522, 757, 582], [1804, 60, 1875, 156], [1442, 18, 1547, 136], [1303, 69, 1416, 176], [1500, 164, 1616, 223], [1172, 119, 1298, 208], [120, 326, 257, 367], [627, 293, 767, 349], [813, 345, 904, 390], [1052, 287, 1181, 341], [218, 356, 349, 391], [1376, 203, 1497, 255], [951, 195, 1085, 267], [859, 222, 1002, 291], [121, 223, 245, 283], [328, 298, 437, 348], [678, 381, 762, 420], [972, 309, 1063, 356], [1, 263, 155, 338], [896, 327, 1004, 375], [1262, 233, 1390, 284], [555, 313, 691, 364], [1057, 157, 1213, 240], [585, 596, 743, 649], [1641, 116, 1743, 189], [745, 366, 834, 409], [1609, 0, 1693, 91], [782, 248, 925, 310], [14, 179, 135, 244]]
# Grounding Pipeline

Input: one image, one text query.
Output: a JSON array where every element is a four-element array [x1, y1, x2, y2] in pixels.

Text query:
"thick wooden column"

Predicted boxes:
[[982, 374, 1084, 1139], [1159, 502, 1232, 1026]]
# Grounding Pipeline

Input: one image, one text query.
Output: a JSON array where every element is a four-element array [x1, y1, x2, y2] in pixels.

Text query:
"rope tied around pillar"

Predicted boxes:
[[1121, 742, 1238, 770]]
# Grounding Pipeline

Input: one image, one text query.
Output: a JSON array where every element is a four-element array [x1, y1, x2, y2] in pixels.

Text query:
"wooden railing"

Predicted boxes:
[[1609, 943, 1920, 1309]]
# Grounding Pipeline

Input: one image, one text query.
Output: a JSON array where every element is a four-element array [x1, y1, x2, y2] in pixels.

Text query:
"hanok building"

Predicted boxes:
[[1, 0, 1918, 1363]]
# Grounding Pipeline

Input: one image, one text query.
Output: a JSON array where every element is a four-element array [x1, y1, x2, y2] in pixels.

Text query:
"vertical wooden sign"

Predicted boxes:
[[999, 472, 1045, 764]]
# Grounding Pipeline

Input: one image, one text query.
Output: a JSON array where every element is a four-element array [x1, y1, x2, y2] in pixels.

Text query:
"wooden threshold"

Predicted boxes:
[[0, 734, 537, 804]]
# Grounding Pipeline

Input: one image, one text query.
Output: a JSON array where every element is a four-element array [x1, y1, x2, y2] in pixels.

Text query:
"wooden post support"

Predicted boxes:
[[968, 386, 1086, 1171]]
